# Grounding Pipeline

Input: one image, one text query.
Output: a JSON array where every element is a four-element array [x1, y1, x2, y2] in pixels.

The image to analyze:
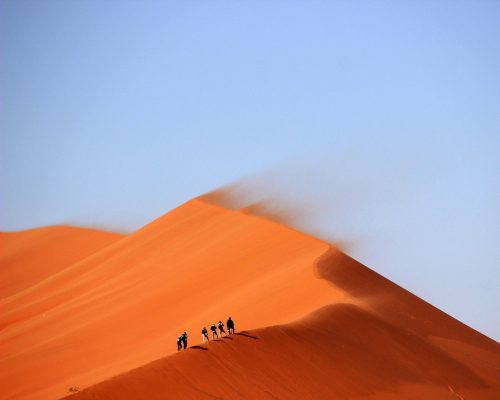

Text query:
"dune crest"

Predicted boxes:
[[1, 198, 499, 400]]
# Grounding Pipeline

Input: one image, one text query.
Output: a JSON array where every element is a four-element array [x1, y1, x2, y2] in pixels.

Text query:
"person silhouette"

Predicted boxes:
[[227, 317, 235, 334], [210, 323, 218, 339], [202, 327, 209, 343], [181, 331, 188, 349], [217, 320, 226, 336]]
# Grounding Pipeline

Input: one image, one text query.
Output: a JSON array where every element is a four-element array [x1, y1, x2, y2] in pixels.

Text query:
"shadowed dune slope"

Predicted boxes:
[[63, 303, 500, 400], [0, 227, 124, 299], [0, 199, 342, 400]]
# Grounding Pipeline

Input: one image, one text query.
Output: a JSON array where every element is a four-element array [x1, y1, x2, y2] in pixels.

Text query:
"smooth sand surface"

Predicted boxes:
[[0, 227, 123, 299], [1, 199, 499, 399]]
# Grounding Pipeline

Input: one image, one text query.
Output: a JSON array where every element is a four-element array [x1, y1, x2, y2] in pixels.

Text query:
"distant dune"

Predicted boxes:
[[1, 198, 499, 400], [0, 226, 123, 298]]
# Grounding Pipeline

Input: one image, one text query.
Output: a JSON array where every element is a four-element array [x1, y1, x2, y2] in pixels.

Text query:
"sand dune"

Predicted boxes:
[[63, 304, 500, 400], [0, 227, 123, 299], [1, 198, 499, 399], [62, 249, 500, 400], [1, 199, 340, 400]]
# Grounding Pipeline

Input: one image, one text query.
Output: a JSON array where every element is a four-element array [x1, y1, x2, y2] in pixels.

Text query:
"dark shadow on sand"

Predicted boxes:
[[235, 331, 258, 340], [189, 345, 208, 351]]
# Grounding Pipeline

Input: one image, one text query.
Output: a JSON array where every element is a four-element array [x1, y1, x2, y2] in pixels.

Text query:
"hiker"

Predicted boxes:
[[210, 323, 218, 339], [176, 335, 183, 351], [202, 327, 209, 343], [217, 320, 226, 336], [227, 316, 235, 334], [181, 331, 188, 349]]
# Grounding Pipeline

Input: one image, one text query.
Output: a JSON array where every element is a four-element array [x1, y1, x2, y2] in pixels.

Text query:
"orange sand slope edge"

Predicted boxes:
[[1, 198, 341, 400]]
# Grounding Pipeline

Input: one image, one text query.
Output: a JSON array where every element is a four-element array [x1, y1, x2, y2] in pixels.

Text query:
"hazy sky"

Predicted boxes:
[[1, 1, 499, 338]]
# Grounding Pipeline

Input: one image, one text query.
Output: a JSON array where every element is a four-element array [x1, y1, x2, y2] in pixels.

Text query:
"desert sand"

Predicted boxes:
[[1, 198, 499, 399]]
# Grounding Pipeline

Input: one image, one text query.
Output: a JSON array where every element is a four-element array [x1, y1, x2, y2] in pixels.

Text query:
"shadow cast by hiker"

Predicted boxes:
[[235, 331, 258, 340], [189, 345, 208, 351]]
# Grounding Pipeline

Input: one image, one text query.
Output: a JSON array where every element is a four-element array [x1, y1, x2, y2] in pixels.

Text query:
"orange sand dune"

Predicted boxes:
[[1, 198, 499, 400], [63, 303, 500, 400], [1, 199, 342, 400], [0, 227, 123, 299]]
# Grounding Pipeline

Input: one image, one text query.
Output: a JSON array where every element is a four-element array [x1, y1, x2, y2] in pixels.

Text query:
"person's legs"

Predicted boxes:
[[183, 339, 187, 349]]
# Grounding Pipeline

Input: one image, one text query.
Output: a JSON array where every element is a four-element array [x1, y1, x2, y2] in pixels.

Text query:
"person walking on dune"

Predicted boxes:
[[177, 335, 183, 351], [227, 317, 235, 334], [217, 320, 226, 336], [181, 331, 188, 349], [202, 327, 209, 343], [210, 323, 218, 339]]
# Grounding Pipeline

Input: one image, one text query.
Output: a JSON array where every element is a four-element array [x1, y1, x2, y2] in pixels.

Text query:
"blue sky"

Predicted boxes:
[[1, 1, 499, 338]]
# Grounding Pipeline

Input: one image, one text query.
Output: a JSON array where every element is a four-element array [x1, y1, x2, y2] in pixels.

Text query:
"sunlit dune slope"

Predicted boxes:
[[63, 302, 500, 400], [1, 198, 342, 400], [0, 227, 124, 298]]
